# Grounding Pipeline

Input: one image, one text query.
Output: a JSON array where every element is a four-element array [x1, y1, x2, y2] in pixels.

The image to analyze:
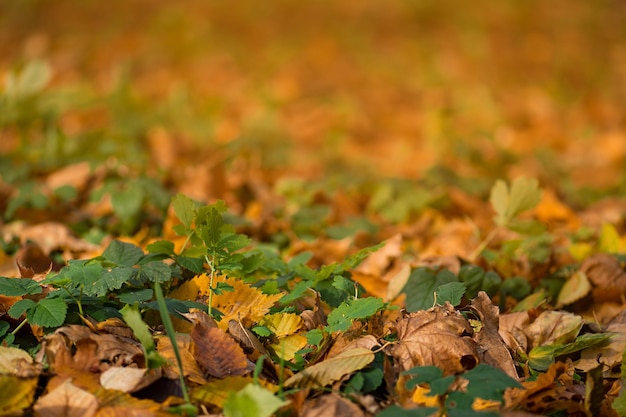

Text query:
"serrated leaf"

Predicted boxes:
[[435, 282, 466, 306], [118, 289, 153, 304], [403, 268, 457, 312], [89, 266, 134, 297], [0, 277, 42, 296], [223, 383, 287, 417], [103, 240, 144, 267], [146, 240, 175, 256], [139, 261, 171, 283], [327, 297, 385, 332], [27, 298, 67, 327], [63, 262, 103, 295], [8, 299, 36, 319], [284, 348, 375, 388], [260, 313, 303, 337], [172, 193, 196, 229]]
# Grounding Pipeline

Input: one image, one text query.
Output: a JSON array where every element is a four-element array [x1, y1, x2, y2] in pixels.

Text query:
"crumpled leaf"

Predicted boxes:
[[523, 310, 583, 349], [0, 346, 41, 377], [581, 253, 626, 303], [468, 292, 518, 379], [390, 303, 479, 375], [284, 348, 374, 388]]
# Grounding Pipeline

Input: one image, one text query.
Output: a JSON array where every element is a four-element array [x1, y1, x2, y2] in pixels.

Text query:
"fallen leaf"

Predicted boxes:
[[190, 318, 250, 378], [301, 393, 365, 417], [523, 311, 583, 349], [100, 367, 161, 393], [581, 253, 626, 304], [284, 348, 375, 388], [468, 292, 518, 379], [156, 333, 206, 385], [0, 346, 41, 377], [0, 374, 38, 416], [33, 379, 98, 417], [390, 304, 479, 375]]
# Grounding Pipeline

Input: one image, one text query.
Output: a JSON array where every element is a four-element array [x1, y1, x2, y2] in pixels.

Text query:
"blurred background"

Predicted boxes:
[[1, 0, 626, 224]]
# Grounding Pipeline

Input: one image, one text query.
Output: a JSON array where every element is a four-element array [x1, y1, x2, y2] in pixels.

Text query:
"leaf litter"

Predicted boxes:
[[2, 1, 626, 416]]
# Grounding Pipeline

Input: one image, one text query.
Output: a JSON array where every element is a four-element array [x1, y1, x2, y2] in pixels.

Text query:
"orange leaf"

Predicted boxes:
[[191, 320, 249, 378]]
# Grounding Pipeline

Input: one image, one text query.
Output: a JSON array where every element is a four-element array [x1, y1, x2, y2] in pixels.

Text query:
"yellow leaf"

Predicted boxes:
[[260, 313, 303, 337], [411, 385, 439, 407], [284, 348, 374, 388], [600, 223, 626, 253], [269, 334, 308, 361], [212, 276, 282, 330], [0, 375, 38, 416], [190, 376, 277, 407], [568, 242, 592, 262], [556, 271, 591, 308]]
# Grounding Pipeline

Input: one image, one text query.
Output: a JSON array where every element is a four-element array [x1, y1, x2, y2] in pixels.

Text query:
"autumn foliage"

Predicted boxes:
[[2, 1, 626, 416]]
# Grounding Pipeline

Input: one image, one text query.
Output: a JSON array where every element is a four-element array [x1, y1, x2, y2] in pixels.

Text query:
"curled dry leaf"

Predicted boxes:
[[390, 303, 479, 375], [469, 292, 519, 379], [581, 253, 626, 303], [15, 242, 53, 279], [575, 309, 626, 372]]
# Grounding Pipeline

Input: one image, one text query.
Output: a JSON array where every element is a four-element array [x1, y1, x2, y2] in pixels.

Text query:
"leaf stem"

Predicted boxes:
[[469, 228, 498, 262]]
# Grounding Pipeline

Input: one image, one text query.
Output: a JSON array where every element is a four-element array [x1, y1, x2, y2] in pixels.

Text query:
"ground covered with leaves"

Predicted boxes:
[[1, 1, 626, 416]]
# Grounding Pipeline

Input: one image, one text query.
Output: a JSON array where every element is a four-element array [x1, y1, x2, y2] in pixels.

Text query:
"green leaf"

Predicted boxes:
[[458, 265, 501, 299], [118, 289, 153, 304], [435, 282, 466, 306], [139, 262, 171, 283], [0, 277, 42, 296], [8, 299, 35, 319], [490, 177, 542, 227], [445, 391, 498, 417], [63, 262, 103, 295], [146, 240, 175, 256], [529, 333, 612, 371], [172, 193, 196, 230], [27, 298, 67, 328], [111, 184, 144, 221], [326, 297, 385, 333], [121, 304, 168, 369], [376, 405, 438, 417], [90, 266, 134, 297], [103, 240, 144, 267], [403, 268, 457, 312], [223, 384, 286, 417], [463, 363, 522, 401], [612, 344, 626, 415]]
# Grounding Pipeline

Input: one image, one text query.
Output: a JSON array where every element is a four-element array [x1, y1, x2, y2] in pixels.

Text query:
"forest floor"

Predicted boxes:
[[1, 1, 626, 416]]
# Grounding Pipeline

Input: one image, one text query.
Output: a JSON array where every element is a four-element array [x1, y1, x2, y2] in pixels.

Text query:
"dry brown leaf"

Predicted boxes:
[[190, 319, 250, 378], [469, 292, 519, 379], [156, 333, 206, 385], [5, 221, 99, 257], [211, 275, 282, 330], [15, 241, 53, 279], [523, 311, 583, 349], [34, 379, 98, 417], [390, 303, 479, 375], [356, 234, 403, 276], [505, 361, 586, 415], [326, 334, 380, 360], [44, 325, 144, 391], [581, 253, 626, 303], [45, 161, 93, 192], [301, 393, 365, 417]]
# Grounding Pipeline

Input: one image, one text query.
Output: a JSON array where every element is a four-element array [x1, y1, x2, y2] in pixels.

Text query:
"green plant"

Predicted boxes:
[[377, 364, 522, 417]]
